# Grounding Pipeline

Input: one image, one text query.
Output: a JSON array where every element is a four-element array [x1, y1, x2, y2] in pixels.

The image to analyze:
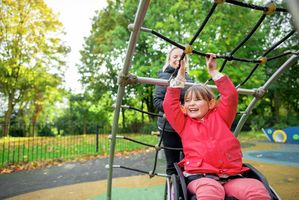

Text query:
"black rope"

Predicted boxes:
[[236, 29, 296, 88], [151, 30, 185, 50], [118, 165, 150, 174], [171, 3, 218, 79], [151, 120, 167, 175], [219, 14, 266, 73], [118, 105, 181, 150], [120, 136, 182, 151], [122, 136, 156, 148], [115, 165, 167, 177], [267, 51, 298, 61], [121, 105, 163, 117], [189, 3, 218, 45], [225, 0, 288, 13], [149, 28, 286, 66], [263, 30, 296, 55]]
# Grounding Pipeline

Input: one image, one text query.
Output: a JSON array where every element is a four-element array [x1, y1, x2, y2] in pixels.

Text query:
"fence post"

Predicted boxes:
[[96, 125, 99, 153]]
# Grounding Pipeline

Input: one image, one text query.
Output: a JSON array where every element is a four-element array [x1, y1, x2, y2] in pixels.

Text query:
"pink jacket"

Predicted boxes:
[[163, 76, 249, 176]]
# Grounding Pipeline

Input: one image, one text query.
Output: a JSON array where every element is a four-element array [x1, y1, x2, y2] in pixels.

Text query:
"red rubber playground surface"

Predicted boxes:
[[6, 141, 299, 200]]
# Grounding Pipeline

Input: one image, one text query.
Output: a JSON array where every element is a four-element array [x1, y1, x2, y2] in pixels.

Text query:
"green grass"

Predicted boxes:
[[91, 185, 164, 200], [0, 133, 158, 167], [238, 130, 268, 140], [0, 131, 267, 168]]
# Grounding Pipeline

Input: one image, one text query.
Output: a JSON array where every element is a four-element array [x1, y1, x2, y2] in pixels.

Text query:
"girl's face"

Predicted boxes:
[[169, 48, 183, 68], [184, 92, 210, 119]]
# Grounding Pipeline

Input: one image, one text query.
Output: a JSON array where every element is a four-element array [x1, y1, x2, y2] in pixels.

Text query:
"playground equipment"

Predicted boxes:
[[105, 0, 299, 199], [262, 126, 299, 144]]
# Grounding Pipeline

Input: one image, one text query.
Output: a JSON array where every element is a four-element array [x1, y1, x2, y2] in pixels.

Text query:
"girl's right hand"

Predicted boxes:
[[205, 53, 217, 75]]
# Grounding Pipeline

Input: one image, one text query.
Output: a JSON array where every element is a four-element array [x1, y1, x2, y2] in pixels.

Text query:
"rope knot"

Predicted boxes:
[[264, 2, 276, 15], [184, 44, 193, 54]]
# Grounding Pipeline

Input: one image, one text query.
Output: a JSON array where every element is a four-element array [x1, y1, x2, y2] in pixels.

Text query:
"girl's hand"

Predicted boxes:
[[205, 53, 217, 76]]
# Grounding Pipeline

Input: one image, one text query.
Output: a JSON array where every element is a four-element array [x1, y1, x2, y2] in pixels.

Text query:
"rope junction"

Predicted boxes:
[[106, 1, 299, 199]]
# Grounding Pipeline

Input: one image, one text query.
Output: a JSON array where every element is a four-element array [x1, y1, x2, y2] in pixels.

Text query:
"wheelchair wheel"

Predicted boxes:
[[164, 174, 181, 200]]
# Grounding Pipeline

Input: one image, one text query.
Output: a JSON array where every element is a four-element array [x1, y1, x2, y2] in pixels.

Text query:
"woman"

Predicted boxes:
[[153, 46, 193, 175]]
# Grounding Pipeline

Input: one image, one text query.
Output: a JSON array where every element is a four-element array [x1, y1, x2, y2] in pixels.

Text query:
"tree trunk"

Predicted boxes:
[[3, 93, 14, 137], [83, 116, 87, 134], [141, 100, 144, 123], [273, 91, 280, 123], [122, 108, 125, 129]]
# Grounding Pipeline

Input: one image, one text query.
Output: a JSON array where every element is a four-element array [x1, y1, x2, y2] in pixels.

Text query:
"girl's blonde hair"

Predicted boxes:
[[162, 46, 189, 71], [184, 84, 215, 103]]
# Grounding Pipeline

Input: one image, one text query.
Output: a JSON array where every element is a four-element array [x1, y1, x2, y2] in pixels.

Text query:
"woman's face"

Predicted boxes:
[[169, 48, 184, 68]]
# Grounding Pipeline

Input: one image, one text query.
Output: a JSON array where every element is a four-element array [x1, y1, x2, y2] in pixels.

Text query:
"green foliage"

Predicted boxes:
[[38, 125, 55, 136], [2, 0, 297, 137], [140, 121, 157, 134], [0, 0, 70, 136], [78, 0, 298, 131]]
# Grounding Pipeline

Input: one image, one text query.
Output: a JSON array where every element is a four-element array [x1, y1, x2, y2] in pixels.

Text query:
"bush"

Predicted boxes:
[[38, 125, 55, 136], [140, 121, 157, 134], [9, 126, 25, 137], [119, 121, 157, 134]]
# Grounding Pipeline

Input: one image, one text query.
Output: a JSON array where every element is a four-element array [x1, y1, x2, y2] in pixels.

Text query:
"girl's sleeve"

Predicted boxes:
[[163, 87, 186, 134], [215, 76, 238, 128]]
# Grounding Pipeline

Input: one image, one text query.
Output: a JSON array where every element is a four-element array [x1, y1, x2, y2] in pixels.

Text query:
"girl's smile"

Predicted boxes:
[[184, 93, 210, 119]]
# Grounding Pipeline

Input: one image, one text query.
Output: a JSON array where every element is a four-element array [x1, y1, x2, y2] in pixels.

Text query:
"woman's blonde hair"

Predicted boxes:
[[184, 84, 215, 103], [162, 46, 189, 71]]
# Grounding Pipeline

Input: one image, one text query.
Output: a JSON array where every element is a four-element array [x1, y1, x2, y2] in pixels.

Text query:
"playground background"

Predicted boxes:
[[1, 137, 298, 200], [1, 1, 298, 199]]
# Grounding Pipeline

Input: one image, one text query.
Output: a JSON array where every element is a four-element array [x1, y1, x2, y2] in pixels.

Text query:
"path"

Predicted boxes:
[[1, 140, 299, 200], [0, 150, 165, 199]]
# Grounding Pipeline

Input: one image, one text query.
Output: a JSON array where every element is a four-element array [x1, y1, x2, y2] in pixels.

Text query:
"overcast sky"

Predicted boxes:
[[44, 0, 107, 93]]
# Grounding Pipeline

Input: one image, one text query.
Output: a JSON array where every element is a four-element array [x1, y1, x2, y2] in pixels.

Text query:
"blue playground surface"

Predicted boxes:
[[243, 142, 299, 166]]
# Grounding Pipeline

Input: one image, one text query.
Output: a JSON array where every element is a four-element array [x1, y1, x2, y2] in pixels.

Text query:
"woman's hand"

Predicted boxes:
[[177, 59, 186, 81]]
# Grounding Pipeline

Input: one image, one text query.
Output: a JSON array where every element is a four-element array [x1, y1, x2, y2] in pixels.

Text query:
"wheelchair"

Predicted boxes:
[[164, 162, 281, 200]]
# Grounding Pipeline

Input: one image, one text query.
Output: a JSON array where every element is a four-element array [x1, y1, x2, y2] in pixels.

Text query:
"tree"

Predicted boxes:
[[79, 0, 298, 130], [0, 0, 69, 136]]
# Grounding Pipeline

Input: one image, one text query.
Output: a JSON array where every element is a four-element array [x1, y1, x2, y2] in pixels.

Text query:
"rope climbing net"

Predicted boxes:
[[106, 1, 299, 199]]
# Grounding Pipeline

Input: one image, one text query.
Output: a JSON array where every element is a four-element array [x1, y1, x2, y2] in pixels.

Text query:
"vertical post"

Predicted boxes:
[[287, 0, 299, 32], [96, 125, 99, 153], [106, 1, 150, 200]]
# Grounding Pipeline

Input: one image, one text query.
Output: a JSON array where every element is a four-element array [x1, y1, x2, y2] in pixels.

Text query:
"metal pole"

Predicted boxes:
[[96, 125, 99, 153], [234, 51, 299, 136], [136, 76, 256, 96], [106, 1, 150, 200], [287, 0, 299, 32]]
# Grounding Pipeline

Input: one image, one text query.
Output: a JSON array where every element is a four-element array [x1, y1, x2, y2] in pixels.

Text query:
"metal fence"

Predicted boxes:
[[0, 132, 156, 167]]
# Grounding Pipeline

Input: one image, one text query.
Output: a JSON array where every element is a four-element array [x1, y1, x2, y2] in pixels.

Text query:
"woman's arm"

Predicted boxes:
[[163, 87, 186, 134], [153, 83, 166, 112], [163, 60, 187, 134]]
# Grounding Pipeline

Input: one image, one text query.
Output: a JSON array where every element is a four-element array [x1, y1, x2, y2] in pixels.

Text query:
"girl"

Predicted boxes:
[[163, 53, 271, 200]]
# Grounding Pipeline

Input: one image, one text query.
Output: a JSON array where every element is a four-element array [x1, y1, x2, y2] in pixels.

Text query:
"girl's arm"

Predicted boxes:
[[206, 53, 238, 128], [215, 76, 238, 128]]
